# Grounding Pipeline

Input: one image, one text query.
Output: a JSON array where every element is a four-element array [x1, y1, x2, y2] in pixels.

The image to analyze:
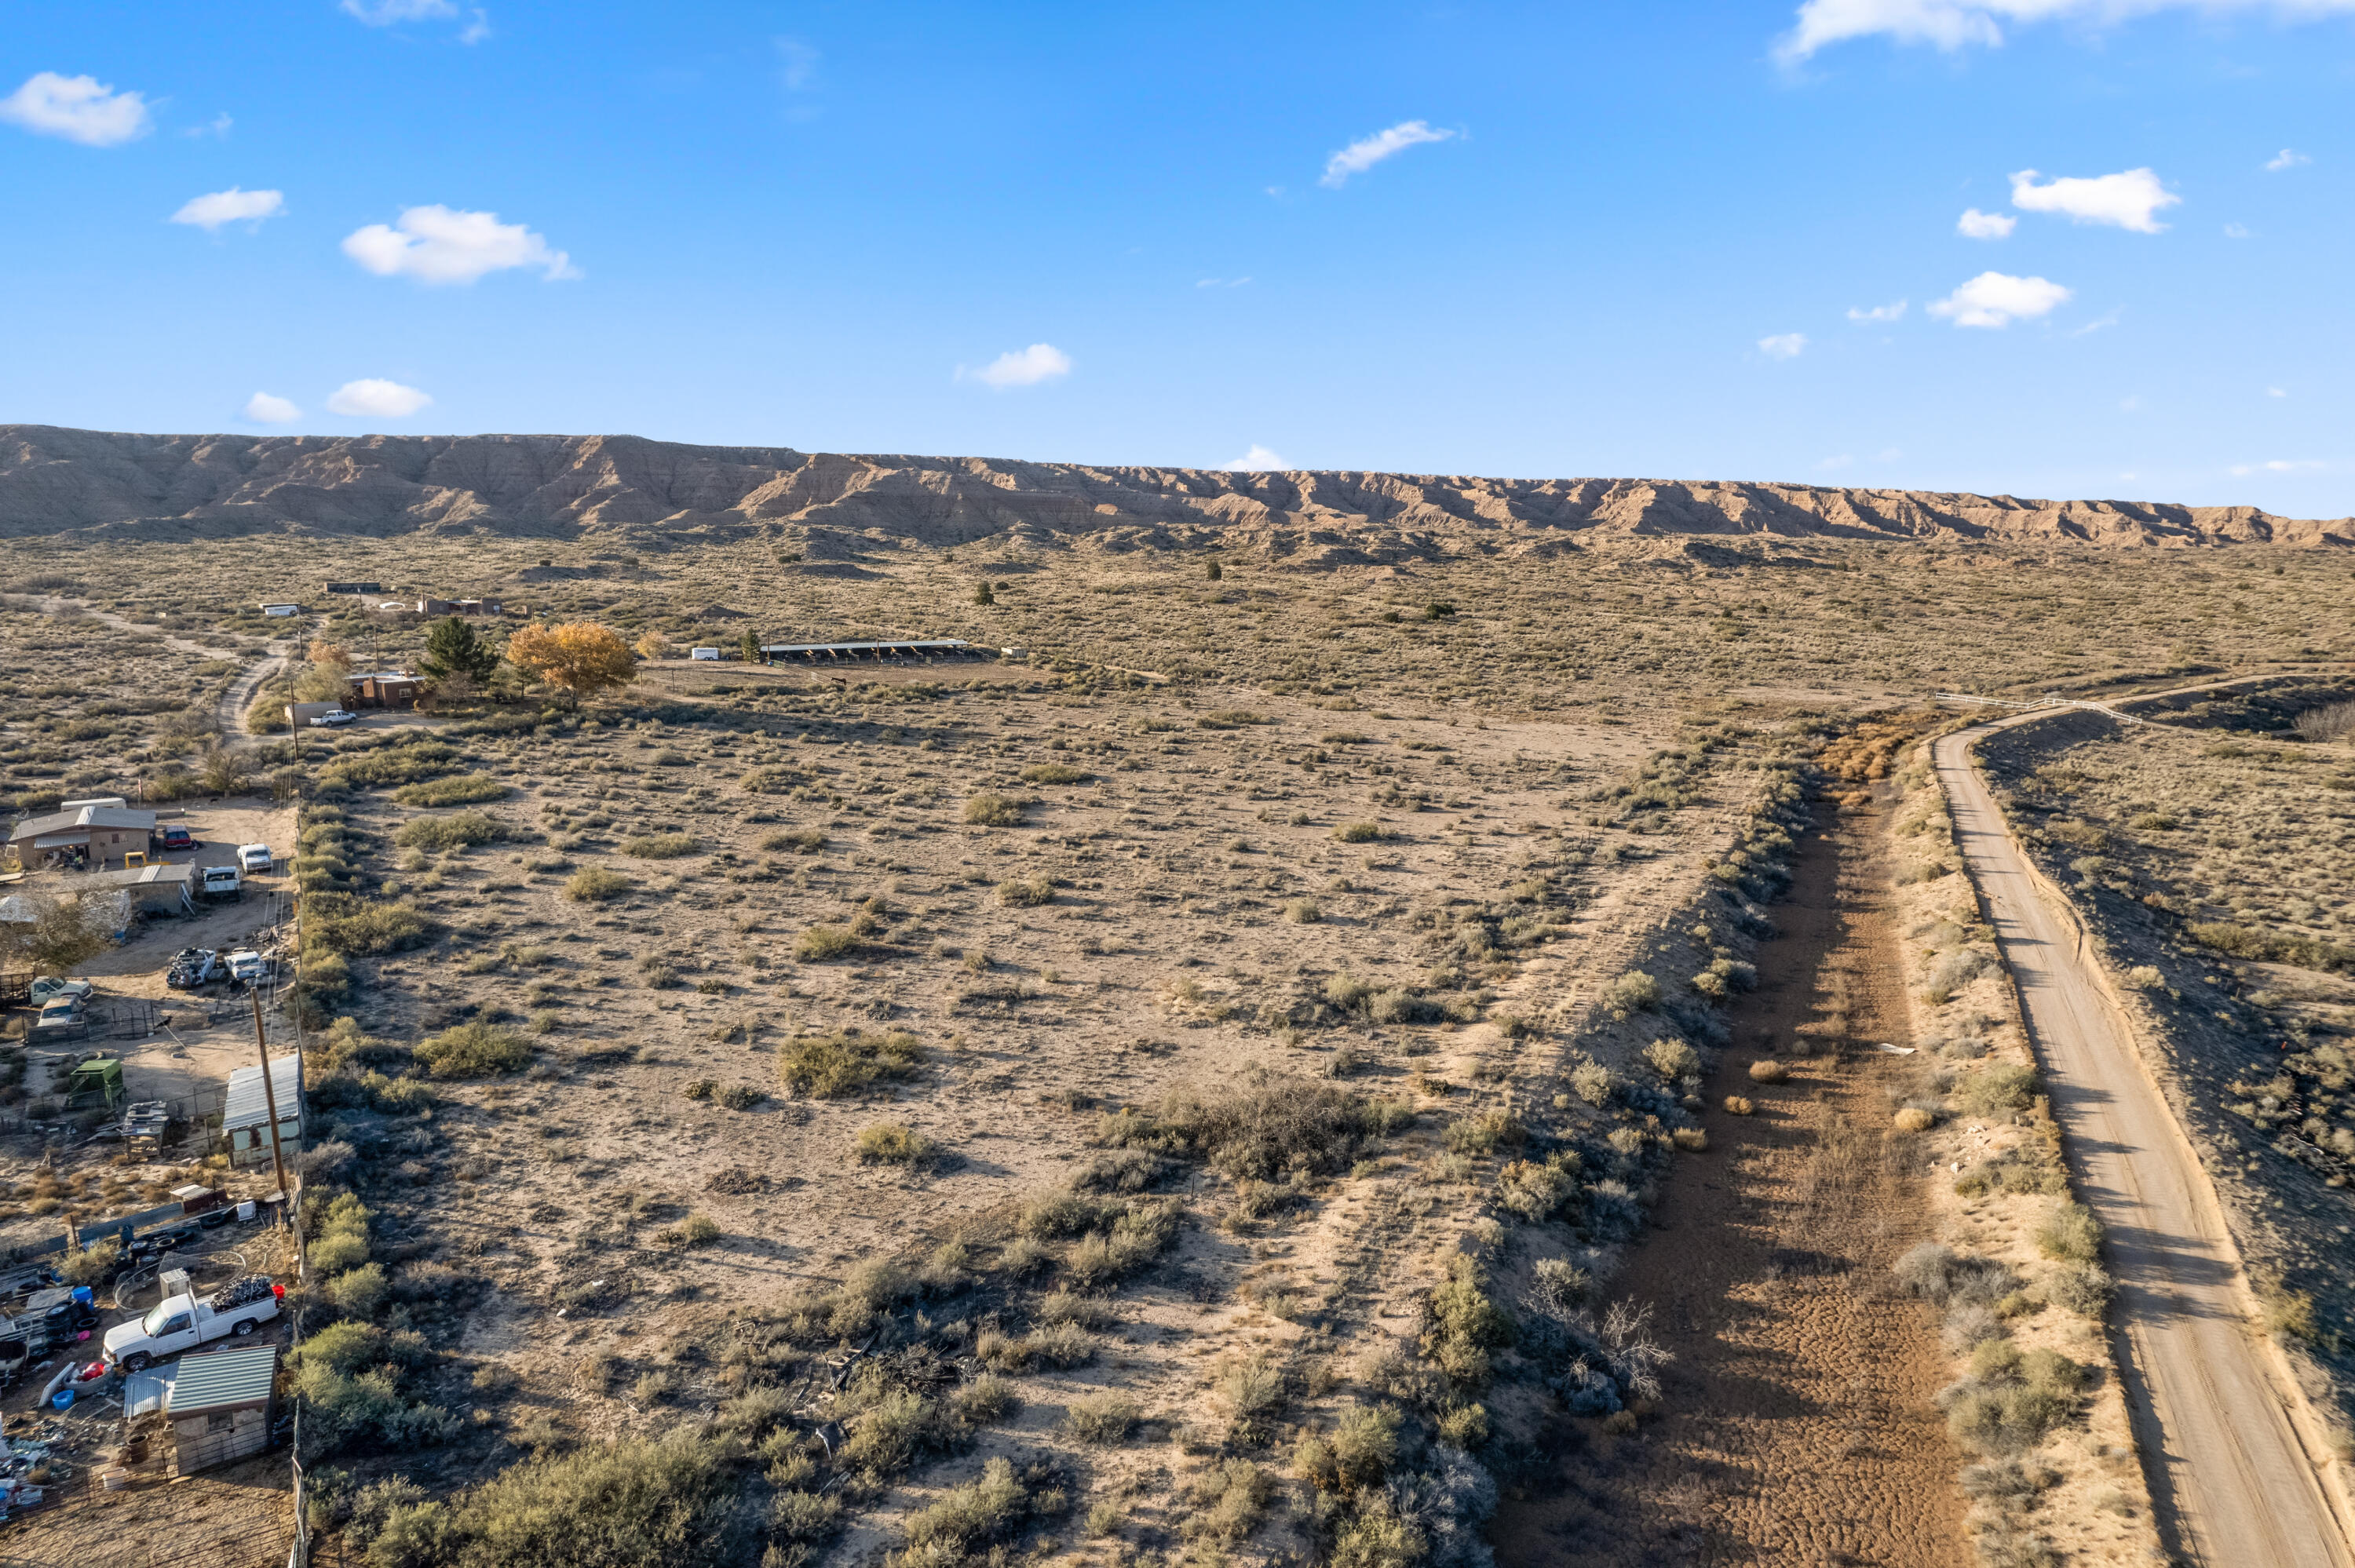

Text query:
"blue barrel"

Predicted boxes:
[[50, 1388, 73, 1411], [70, 1285, 94, 1310]]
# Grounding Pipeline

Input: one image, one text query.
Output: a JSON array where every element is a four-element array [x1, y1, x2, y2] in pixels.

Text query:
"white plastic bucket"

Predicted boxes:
[[236, 1199, 257, 1221]]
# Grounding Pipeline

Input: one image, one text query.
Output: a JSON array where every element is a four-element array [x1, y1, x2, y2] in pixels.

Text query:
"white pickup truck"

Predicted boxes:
[[103, 1272, 281, 1371]]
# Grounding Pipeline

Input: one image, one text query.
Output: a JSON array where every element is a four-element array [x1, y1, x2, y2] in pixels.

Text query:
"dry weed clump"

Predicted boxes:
[[855, 1121, 937, 1165]]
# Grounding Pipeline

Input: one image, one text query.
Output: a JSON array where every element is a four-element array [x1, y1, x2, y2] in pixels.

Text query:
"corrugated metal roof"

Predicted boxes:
[[223, 1054, 301, 1132], [123, 1366, 174, 1419], [9, 804, 158, 840], [758, 639, 973, 654], [166, 1343, 276, 1413], [86, 863, 196, 888]]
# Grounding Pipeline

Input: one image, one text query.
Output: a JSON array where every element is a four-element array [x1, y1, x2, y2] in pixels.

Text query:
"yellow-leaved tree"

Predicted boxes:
[[503, 622, 638, 709]]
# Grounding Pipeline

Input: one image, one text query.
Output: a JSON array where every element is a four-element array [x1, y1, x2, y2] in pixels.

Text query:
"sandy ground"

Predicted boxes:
[[1938, 720, 2355, 1567]]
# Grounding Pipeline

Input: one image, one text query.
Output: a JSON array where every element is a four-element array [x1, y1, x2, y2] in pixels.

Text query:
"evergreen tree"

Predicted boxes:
[[421, 616, 502, 684]]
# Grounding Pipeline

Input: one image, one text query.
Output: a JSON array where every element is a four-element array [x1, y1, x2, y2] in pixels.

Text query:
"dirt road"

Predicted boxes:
[[1934, 720, 2353, 1568], [35, 594, 297, 744]]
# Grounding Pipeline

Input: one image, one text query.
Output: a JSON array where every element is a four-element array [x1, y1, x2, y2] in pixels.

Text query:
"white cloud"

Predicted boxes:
[[326, 379, 433, 418], [1223, 444, 1288, 471], [776, 38, 820, 89], [1758, 333, 1808, 359], [183, 112, 233, 140], [1847, 299, 1908, 323], [965, 344, 1072, 389], [2222, 222, 2251, 239], [2120, 395, 2143, 411], [2071, 308, 2122, 337], [2265, 148, 2309, 171], [1777, 1, 2355, 61], [2231, 458, 2324, 476], [460, 9, 491, 43], [243, 392, 300, 425], [1196, 276, 1253, 289], [0, 71, 152, 146], [170, 188, 286, 232], [2009, 167, 2178, 232], [1957, 208, 2015, 239], [1927, 271, 2072, 328], [342, 206, 578, 284], [341, 0, 458, 22], [1320, 120, 1456, 188], [2267, 386, 2287, 397]]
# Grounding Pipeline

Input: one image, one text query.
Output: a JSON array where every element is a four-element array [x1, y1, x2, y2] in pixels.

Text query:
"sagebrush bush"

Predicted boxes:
[[564, 866, 632, 903], [777, 1030, 925, 1096], [996, 876, 1054, 907], [392, 810, 506, 851], [1957, 1063, 2038, 1117], [1064, 1391, 1141, 1444], [795, 924, 859, 961], [963, 793, 1024, 826], [620, 833, 699, 859], [2035, 1202, 2101, 1264], [1748, 1059, 1789, 1085], [391, 773, 508, 807], [1606, 971, 1662, 1012], [1019, 762, 1090, 785], [413, 1022, 530, 1079], [855, 1121, 936, 1165]]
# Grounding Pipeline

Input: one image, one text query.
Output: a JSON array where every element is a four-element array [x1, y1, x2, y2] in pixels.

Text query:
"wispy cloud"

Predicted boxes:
[[1847, 299, 1907, 323], [2070, 308, 2122, 337], [1777, 1, 2355, 62], [326, 378, 432, 418], [341, 0, 457, 23], [2266, 386, 2287, 397], [1758, 333, 1808, 359], [170, 187, 286, 232], [183, 112, 233, 140], [2229, 458, 2324, 476], [1320, 120, 1456, 188], [2010, 167, 2178, 233], [243, 392, 300, 425], [0, 71, 151, 146], [1222, 444, 1288, 471], [776, 38, 820, 89], [1195, 276, 1253, 289], [460, 9, 491, 44], [2222, 222, 2251, 239], [342, 206, 578, 284], [962, 344, 1072, 389], [2265, 148, 2309, 171], [1957, 208, 2015, 240], [1927, 271, 2071, 329]]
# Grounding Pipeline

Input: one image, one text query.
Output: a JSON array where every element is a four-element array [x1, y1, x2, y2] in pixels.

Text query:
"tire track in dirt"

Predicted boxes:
[[1492, 801, 1966, 1567]]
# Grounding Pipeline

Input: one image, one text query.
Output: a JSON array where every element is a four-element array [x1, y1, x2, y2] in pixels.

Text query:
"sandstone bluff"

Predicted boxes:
[[3, 424, 2345, 559]]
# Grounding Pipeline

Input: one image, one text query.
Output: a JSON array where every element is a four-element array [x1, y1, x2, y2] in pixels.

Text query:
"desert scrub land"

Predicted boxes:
[[1977, 683, 2355, 1435], [3, 524, 2350, 1568], [268, 645, 1829, 1566]]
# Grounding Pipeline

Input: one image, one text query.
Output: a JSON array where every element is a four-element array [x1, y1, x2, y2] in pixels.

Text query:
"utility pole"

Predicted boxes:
[[248, 986, 290, 1205]]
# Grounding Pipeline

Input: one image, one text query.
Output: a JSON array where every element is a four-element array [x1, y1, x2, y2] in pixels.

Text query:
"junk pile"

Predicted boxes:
[[206, 1275, 276, 1312]]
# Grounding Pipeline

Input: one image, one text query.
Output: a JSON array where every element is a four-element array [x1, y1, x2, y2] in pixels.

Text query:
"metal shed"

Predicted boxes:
[[755, 638, 984, 665], [222, 1055, 302, 1167], [164, 1343, 279, 1473]]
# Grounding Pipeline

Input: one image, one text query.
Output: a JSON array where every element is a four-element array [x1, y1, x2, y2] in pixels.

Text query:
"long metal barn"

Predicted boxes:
[[754, 639, 999, 665]]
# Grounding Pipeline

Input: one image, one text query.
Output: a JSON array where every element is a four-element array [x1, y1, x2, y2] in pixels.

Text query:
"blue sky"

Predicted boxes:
[[4, 1, 2352, 516]]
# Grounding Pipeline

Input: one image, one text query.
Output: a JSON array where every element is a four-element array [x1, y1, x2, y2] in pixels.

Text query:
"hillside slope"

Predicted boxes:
[[2, 424, 2346, 557]]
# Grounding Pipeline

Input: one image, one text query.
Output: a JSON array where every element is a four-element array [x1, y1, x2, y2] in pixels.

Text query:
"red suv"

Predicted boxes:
[[155, 826, 195, 852]]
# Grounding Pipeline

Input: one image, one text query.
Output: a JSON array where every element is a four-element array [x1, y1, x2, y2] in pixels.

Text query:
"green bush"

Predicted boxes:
[[996, 876, 1054, 907], [776, 1030, 925, 1096], [794, 924, 859, 961], [1332, 821, 1391, 843], [759, 828, 827, 853], [1605, 971, 1662, 1012], [892, 1456, 1064, 1568], [855, 1121, 936, 1165], [1063, 1391, 1141, 1444], [413, 1021, 531, 1079], [309, 1194, 372, 1274], [1019, 763, 1090, 785], [393, 811, 506, 851], [2188, 921, 2353, 974], [962, 793, 1025, 826], [2036, 1202, 2102, 1264], [1957, 1063, 2039, 1117], [1640, 1037, 1701, 1081], [392, 774, 509, 807], [318, 740, 462, 790], [564, 867, 632, 903], [620, 833, 699, 859], [305, 895, 433, 957], [368, 1431, 754, 1568]]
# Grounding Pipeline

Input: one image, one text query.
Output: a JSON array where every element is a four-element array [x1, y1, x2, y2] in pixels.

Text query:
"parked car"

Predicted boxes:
[[199, 865, 243, 898], [153, 825, 196, 852], [225, 950, 268, 987], [237, 843, 274, 873], [166, 948, 224, 989], [31, 997, 86, 1037], [309, 709, 358, 727], [27, 976, 93, 1008]]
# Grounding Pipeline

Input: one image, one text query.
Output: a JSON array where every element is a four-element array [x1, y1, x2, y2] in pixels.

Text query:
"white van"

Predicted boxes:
[[689, 647, 721, 661]]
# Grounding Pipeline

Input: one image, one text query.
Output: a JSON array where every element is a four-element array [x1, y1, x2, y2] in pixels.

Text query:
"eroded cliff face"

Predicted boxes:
[[3, 424, 2344, 556]]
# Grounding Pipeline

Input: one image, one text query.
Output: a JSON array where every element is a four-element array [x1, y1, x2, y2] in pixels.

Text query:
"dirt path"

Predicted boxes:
[[35, 594, 298, 746], [1934, 721, 2354, 1568], [1492, 802, 1966, 1567]]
